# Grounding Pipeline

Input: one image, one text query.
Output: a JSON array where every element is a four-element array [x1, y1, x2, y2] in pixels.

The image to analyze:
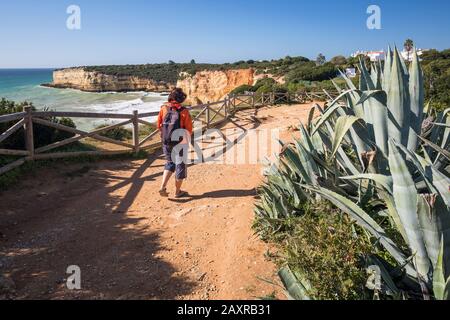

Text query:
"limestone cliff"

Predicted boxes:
[[47, 68, 174, 92], [46, 67, 258, 104], [177, 69, 255, 104]]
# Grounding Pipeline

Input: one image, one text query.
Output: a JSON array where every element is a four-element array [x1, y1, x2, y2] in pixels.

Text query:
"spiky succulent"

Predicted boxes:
[[255, 47, 450, 300]]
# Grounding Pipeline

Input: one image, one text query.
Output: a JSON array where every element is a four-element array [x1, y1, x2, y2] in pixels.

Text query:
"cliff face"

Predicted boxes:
[[48, 67, 257, 104], [177, 69, 255, 104], [49, 68, 174, 92]]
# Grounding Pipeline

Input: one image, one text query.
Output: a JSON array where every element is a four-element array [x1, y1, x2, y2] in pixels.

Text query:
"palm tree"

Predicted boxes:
[[404, 39, 414, 61]]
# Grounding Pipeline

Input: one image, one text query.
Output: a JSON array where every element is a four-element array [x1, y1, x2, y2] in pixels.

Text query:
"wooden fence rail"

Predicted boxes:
[[0, 91, 327, 176]]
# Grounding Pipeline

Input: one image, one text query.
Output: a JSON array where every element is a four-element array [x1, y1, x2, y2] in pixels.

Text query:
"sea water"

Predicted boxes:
[[0, 69, 167, 130]]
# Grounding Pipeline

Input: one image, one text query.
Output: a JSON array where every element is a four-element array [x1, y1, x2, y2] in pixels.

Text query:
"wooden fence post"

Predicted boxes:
[[270, 92, 275, 105], [252, 92, 255, 109], [132, 110, 140, 154], [224, 98, 229, 119], [206, 101, 211, 128], [229, 95, 234, 114], [24, 105, 34, 160]]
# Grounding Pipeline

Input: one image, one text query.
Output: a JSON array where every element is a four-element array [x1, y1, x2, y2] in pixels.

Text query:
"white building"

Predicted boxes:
[[352, 48, 430, 63], [351, 50, 385, 61]]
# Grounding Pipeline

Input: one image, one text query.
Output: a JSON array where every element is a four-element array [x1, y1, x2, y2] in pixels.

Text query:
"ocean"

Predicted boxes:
[[0, 69, 167, 130]]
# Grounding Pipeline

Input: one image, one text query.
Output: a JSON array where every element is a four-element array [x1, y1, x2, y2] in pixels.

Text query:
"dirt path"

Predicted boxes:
[[0, 103, 313, 300]]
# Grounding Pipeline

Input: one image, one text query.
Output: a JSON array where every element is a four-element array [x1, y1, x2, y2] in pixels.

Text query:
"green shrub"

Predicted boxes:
[[255, 84, 274, 94], [286, 62, 338, 82], [330, 55, 348, 66], [138, 124, 157, 139], [95, 124, 132, 141], [284, 203, 373, 300], [422, 58, 450, 112], [0, 99, 77, 150], [230, 84, 254, 95], [253, 78, 276, 91]]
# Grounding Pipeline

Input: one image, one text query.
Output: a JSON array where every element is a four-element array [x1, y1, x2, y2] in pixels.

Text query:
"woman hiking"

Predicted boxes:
[[157, 88, 193, 198]]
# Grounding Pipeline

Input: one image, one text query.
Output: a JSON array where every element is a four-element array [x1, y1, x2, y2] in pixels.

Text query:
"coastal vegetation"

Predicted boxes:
[[254, 48, 450, 300], [421, 49, 450, 111], [0, 99, 76, 150], [80, 56, 340, 85], [95, 123, 156, 141]]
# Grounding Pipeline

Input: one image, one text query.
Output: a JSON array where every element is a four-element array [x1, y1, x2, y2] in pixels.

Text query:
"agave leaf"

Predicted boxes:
[[311, 102, 348, 135], [378, 190, 409, 244], [295, 139, 319, 186], [278, 266, 311, 300], [407, 49, 424, 152], [339, 69, 358, 91], [298, 124, 315, 153], [434, 110, 450, 169], [346, 122, 375, 172], [359, 58, 376, 91], [321, 123, 361, 176], [370, 63, 382, 90], [417, 195, 442, 270], [362, 92, 389, 164], [340, 174, 393, 194], [418, 135, 450, 163], [382, 46, 393, 92], [388, 140, 431, 283], [331, 116, 361, 158], [301, 184, 416, 278], [387, 48, 410, 147], [311, 130, 325, 154], [281, 143, 313, 185], [422, 145, 434, 164], [433, 238, 449, 300], [429, 111, 445, 144], [354, 90, 385, 106], [331, 78, 343, 94], [399, 47, 410, 78], [395, 142, 450, 208], [431, 122, 450, 129]]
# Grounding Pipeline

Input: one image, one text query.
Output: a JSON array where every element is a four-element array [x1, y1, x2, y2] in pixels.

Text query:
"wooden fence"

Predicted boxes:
[[0, 91, 327, 176]]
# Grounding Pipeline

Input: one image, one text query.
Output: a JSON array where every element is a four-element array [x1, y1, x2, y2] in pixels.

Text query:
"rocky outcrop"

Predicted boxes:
[[177, 69, 255, 104], [46, 68, 174, 92], [46, 67, 259, 104]]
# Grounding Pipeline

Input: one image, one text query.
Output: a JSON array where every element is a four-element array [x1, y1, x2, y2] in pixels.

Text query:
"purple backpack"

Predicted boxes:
[[161, 105, 185, 146]]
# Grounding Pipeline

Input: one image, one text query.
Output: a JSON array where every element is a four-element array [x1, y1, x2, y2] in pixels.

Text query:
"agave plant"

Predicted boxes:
[[255, 47, 450, 299]]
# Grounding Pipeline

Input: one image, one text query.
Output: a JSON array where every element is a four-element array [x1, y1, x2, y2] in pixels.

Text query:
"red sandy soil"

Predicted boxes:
[[0, 103, 314, 300]]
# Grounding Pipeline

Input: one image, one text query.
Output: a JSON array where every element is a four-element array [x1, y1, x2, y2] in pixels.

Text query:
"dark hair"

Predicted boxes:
[[168, 88, 187, 104]]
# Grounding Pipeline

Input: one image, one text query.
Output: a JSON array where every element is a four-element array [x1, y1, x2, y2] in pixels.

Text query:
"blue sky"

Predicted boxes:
[[0, 0, 449, 68]]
